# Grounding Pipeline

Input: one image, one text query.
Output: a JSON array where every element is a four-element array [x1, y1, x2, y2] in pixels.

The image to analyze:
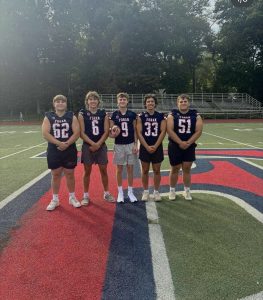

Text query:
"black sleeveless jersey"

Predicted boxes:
[[79, 108, 106, 143], [138, 111, 165, 145], [110, 110, 137, 144], [46, 111, 74, 142], [169, 109, 199, 142]]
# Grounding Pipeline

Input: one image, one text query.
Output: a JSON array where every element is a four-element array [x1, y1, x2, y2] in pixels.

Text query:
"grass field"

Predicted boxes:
[[0, 121, 263, 299]]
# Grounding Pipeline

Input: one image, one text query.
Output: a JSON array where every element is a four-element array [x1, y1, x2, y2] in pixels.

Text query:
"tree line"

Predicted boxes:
[[0, 0, 262, 117]]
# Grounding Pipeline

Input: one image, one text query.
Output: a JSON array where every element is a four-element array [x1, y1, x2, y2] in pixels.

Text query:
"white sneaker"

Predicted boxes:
[[168, 190, 176, 200], [183, 190, 192, 200], [128, 191, 137, 203], [46, 200, 59, 211], [69, 196, 81, 208], [153, 191, 162, 202], [141, 191, 150, 201], [117, 192, 124, 203], [81, 197, 90, 206]]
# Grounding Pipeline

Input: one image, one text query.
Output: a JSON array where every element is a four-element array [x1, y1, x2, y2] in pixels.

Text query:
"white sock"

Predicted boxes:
[[69, 192, 75, 198], [170, 187, 175, 192], [84, 192, 89, 198], [184, 187, 190, 192], [128, 186, 133, 193], [104, 191, 109, 196], [52, 194, 59, 201], [144, 189, 149, 193], [118, 186, 123, 194], [154, 190, 158, 194]]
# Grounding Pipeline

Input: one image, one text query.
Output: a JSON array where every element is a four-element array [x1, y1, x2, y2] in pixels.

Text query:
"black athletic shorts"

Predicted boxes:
[[47, 144, 78, 170], [168, 141, 196, 166], [139, 144, 164, 164]]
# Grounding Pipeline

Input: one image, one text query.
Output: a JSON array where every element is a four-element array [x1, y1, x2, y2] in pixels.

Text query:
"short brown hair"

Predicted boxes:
[[53, 94, 67, 103], [117, 92, 129, 101]]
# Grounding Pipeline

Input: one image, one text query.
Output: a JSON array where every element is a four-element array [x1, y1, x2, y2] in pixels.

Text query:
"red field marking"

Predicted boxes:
[[197, 149, 263, 158], [131, 161, 263, 197], [0, 158, 117, 300]]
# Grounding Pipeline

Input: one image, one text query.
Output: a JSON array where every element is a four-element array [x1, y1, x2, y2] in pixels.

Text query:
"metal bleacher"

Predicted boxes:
[[100, 93, 262, 119]]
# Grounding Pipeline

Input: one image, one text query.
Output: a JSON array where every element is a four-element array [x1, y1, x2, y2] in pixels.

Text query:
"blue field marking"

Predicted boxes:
[[102, 201, 156, 300], [0, 173, 51, 246]]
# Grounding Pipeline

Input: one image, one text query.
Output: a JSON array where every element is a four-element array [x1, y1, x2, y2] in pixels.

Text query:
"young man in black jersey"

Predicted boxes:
[[42, 94, 81, 211], [137, 94, 166, 201], [78, 91, 115, 204], [110, 92, 138, 203], [167, 94, 203, 200]]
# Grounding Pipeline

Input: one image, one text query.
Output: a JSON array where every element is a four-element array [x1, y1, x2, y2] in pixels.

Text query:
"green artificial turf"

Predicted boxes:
[[157, 194, 263, 300]]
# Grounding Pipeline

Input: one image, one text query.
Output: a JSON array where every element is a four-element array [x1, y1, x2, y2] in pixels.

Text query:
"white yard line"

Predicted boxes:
[[238, 158, 263, 170], [146, 201, 176, 300], [0, 169, 50, 210], [0, 142, 46, 160], [239, 291, 263, 300], [203, 131, 260, 149]]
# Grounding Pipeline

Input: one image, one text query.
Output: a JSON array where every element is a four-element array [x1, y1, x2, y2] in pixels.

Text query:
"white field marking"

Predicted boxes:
[[161, 190, 263, 224], [0, 131, 16, 134], [24, 131, 40, 134], [238, 158, 263, 170], [15, 144, 22, 147], [0, 169, 50, 210], [30, 151, 46, 159], [203, 131, 259, 149], [239, 291, 263, 300], [234, 128, 263, 132], [234, 129, 253, 131], [146, 201, 176, 300], [0, 142, 46, 160]]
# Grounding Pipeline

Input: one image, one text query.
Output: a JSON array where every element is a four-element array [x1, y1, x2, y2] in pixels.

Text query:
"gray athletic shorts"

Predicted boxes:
[[81, 143, 108, 165], [113, 143, 137, 165]]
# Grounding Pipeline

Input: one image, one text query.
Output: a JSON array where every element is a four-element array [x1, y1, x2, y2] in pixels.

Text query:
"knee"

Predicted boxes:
[[153, 170, 161, 176], [142, 168, 149, 176]]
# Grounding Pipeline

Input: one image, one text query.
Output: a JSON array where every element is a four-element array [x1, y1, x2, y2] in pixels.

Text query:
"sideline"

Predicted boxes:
[[0, 169, 50, 209], [146, 201, 176, 300]]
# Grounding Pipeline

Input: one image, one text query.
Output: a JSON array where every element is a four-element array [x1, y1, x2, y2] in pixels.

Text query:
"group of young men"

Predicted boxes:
[[42, 92, 203, 211]]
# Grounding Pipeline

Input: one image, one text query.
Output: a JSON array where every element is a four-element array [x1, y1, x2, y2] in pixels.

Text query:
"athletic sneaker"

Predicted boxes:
[[104, 193, 115, 203], [69, 196, 81, 208], [128, 191, 138, 203], [117, 192, 124, 203], [168, 190, 176, 200], [46, 200, 59, 211], [141, 191, 150, 201], [153, 191, 162, 202], [81, 197, 90, 206], [183, 190, 192, 200]]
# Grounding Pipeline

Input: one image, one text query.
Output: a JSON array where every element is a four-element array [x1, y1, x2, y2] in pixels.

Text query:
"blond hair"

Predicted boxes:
[[53, 94, 67, 103], [85, 91, 100, 102], [117, 92, 129, 101]]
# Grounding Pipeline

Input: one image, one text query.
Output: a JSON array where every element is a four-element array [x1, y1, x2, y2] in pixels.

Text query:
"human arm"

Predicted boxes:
[[186, 115, 203, 146]]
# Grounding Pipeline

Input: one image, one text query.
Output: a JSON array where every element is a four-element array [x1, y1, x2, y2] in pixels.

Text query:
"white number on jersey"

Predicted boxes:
[[144, 122, 158, 137], [53, 123, 70, 139], [121, 122, 128, 137], [178, 119, 191, 134], [92, 120, 99, 135]]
